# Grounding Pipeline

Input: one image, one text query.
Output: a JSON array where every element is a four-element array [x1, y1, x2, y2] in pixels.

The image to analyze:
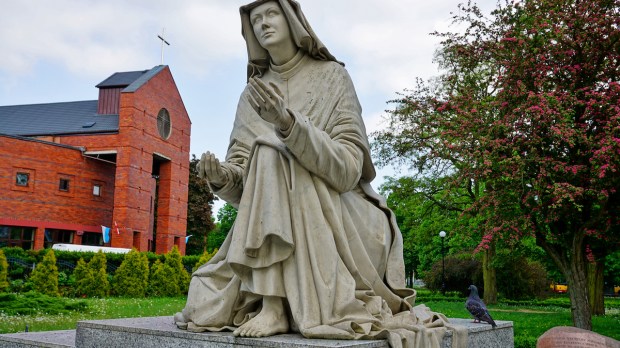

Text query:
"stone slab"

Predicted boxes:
[[0, 316, 513, 348], [0, 330, 75, 348]]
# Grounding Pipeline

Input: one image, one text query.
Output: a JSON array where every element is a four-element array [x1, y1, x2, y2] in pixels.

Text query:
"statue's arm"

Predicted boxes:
[[208, 141, 248, 208], [278, 66, 367, 193]]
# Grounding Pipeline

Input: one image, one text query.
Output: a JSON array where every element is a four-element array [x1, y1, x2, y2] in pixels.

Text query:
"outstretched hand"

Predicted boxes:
[[248, 77, 293, 130], [199, 151, 227, 187]]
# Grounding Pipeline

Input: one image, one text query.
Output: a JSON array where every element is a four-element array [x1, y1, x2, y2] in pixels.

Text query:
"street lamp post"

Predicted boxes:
[[439, 231, 446, 295]]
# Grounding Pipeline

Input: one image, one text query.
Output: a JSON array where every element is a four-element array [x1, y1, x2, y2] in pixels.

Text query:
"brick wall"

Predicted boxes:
[[0, 136, 116, 249]]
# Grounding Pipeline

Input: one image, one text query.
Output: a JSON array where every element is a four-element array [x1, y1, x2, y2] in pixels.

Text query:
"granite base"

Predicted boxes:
[[0, 316, 513, 348]]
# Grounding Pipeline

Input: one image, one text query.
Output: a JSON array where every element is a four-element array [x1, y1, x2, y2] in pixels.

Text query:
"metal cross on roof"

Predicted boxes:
[[157, 28, 171, 65]]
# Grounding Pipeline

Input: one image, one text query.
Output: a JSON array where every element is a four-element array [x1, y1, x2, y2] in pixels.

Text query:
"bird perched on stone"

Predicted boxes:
[[466, 285, 497, 328]]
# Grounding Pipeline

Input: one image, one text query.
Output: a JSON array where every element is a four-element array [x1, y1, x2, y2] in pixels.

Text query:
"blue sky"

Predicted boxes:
[[0, 0, 496, 214]]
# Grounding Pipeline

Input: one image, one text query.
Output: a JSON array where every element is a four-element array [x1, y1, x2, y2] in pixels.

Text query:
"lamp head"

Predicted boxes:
[[439, 231, 446, 238]]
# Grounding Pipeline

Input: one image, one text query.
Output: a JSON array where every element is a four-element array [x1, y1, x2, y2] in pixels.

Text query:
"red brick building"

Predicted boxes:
[[0, 65, 191, 254]]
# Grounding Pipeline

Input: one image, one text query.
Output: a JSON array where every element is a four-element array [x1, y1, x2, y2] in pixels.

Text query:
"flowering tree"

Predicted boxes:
[[373, 0, 620, 329]]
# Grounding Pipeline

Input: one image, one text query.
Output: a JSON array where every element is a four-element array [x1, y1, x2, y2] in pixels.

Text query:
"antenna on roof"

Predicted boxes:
[[157, 28, 171, 65]]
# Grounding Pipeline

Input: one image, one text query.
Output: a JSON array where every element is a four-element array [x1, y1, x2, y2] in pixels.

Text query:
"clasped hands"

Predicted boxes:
[[199, 78, 292, 187]]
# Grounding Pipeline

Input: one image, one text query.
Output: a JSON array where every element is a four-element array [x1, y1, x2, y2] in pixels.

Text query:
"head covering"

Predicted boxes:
[[240, 0, 343, 81]]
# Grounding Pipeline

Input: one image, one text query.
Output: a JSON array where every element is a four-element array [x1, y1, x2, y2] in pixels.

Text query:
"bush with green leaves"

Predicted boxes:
[[147, 259, 178, 297], [147, 246, 190, 297], [0, 249, 9, 292], [0, 292, 88, 315], [73, 252, 109, 298], [424, 252, 483, 296], [166, 246, 190, 292], [192, 248, 218, 273], [495, 250, 549, 300], [30, 249, 59, 297], [112, 248, 149, 297]]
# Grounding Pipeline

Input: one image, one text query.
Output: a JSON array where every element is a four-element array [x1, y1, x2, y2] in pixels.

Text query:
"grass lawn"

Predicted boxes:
[[424, 299, 620, 348], [0, 295, 186, 334]]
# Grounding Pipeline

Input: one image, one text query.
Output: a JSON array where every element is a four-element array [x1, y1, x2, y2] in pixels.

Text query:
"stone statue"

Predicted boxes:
[[175, 1, 461, 346]]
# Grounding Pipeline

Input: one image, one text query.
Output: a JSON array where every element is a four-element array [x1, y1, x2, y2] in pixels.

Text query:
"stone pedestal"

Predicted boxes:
[[0, 316, 513, 348]]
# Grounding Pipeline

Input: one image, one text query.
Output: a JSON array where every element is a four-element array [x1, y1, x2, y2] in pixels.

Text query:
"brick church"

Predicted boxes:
[[0, 65, 191, 254]]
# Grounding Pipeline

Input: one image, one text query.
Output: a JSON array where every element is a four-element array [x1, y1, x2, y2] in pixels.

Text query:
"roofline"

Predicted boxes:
[[14, 130, 119, 137], [123, 65, 167, 93], [0, 100, 97, 108], [0, 133, 85, 151]]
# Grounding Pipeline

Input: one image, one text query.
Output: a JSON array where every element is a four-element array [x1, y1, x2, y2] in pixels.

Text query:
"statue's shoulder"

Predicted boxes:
[[307, 58, 351, 80]]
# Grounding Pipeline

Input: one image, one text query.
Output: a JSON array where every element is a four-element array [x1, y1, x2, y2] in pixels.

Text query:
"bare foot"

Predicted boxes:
[[234, 296, 289, 337]]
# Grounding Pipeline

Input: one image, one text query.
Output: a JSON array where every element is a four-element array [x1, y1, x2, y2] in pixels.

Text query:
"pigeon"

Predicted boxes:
[[466, 285, 497, 328]]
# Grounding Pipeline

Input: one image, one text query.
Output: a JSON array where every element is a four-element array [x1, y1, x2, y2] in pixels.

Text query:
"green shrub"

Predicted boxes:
[[30, 249, 59, 297], [0, 250, 9, 292], [192, 248, 218, 273], [74, 258, 94, 297], [89, 251, 109, 297], [495, 250, 549, 300], [147, 260, 178, 296], [166, 246, 190, 292], [112, 248, 149, 297], [424, 252, 483, 295], [147, 246, 191, 297], [0, 292, 88, 315]]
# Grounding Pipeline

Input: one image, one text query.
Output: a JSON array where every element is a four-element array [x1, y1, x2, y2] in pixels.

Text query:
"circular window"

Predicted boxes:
[[157, 108, 171, 139]]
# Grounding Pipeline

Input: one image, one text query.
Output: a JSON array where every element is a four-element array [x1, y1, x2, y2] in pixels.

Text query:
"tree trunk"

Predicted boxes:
[[535, 228, 593, 330], [588, 260, 605, 316], [482, 241, 497, 304], [566, 237, 593, 330]]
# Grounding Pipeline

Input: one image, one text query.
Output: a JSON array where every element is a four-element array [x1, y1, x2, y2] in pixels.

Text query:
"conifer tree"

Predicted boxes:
[[0, 250, 9, 292], [112, 249, 149, 297], [30, 249, 59, 297], [148, 259, 178, 297], [192, 248, 219, 273], [89, 251, 109, 297], [165, 246, 190, 293], [74, 258, 93, 297]]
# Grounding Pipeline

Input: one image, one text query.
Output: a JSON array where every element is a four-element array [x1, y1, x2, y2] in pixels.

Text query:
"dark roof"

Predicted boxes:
[[0, 65, 166, 137], [96, 65, 166, 90], [0, 101, 119, 137], [124, 65, 166, 92], [96, 70, 149, 88]]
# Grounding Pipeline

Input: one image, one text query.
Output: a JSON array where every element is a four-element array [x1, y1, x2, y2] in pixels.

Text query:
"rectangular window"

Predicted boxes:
[[81, 232, 103, 246], [59, 178, 70, 192], [0, 226, 35, 249], [44, 228, 74, 248], [93, 184, 101, 196], [16, 172, 29, 187]]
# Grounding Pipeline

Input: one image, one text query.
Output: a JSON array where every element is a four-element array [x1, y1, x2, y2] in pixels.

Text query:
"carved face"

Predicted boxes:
[[249, 1, 292, 50]]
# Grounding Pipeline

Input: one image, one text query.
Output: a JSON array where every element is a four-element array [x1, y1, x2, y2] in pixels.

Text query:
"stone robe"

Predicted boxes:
[[177, 52, 461, 348]]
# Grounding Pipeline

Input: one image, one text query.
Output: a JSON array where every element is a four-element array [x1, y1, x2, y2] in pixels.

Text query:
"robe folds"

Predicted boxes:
[[176, 52, 465, 348]]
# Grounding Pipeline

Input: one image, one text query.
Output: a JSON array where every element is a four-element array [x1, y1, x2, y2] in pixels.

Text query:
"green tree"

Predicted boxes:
[[89, 251, 109, 297], [74, 258, 92, 297], [165, 246, 190, 293], [147, 246, 191, 296], [0, 250, 9, 292], [112, 249, 149, 297], [192, 248, 219, 273], [186, 154, 217, 255], [374, 0, 620, 329], [206, 203, 237, 252], [30, 249, 59, 297], [148, 259, 178, 296]]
